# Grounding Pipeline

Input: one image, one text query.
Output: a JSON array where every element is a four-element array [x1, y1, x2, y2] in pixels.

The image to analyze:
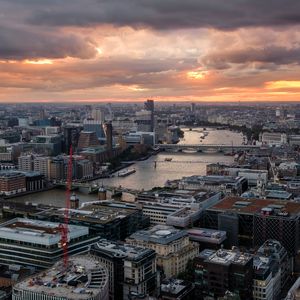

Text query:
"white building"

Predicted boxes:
[[12, 255, 109, 300], [126, 225, 199, 279], [261, 132, 287, 146]]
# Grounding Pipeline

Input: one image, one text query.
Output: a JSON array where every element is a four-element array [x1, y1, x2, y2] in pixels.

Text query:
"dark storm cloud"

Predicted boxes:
[[24, 0, 300, 30], [202, 46, 300, 69], [0, 26, 96, 59]]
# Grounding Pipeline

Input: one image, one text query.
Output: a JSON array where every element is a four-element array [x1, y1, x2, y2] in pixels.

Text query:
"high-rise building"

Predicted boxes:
[[18, 154, 34, 172], [92, 107, 106, 122], [91, 239, 157, 300], [83, 119, 105, 139], [78, 131, 100, 149], [144, 99, 155, 131], [33, 156, 50, 177], [12, 255, 109, 300], [103, 122, 113, 152]]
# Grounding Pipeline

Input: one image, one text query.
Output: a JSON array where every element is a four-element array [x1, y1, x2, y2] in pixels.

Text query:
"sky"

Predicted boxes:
[[1, 0, 300, 103]]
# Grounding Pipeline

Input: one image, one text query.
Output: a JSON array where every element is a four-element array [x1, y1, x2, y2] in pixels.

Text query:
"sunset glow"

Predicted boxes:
[[1, 1, 300, 102]]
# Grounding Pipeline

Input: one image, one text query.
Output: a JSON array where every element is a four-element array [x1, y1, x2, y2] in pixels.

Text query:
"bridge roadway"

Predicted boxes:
[[155, 143, 260, 152], [54, 181, 140, 195]]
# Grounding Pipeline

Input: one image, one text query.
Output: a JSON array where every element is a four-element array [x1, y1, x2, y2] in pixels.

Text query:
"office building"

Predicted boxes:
[[91, 239, 157, 300], [194, 248, 253, 299], [186, 228, 227, 251], [0, 218, 100, 270], [83, 119, 105, 139], [136, 110, 153, 132], [178, 175, 248, 195], [136, 189, 221, 226], [78, 131, 100, 149], [12, 255, 109, 300], [203, 196, 300, 254], [18, 154, 34, 172], [92, 107, 106, 122], [144, 99, 154, 132], [33, 155, 50, 177], [253, 240, 292, 300], [103, 122, 113, 152], [160, 279, 194, 300], [126, 225, 199, 278]]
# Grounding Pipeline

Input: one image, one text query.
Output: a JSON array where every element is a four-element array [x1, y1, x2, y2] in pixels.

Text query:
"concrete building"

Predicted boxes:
[[0, 218, 99, 270], [261, 132, 287, 146], [126, 225, 199, 279], [92, 107, 106, 122], [194, 249, 253, 299], [136, 189, 221, 226], [203, 196, 300, 254], [285, 277, 300, 300], [18, 154, 34, 172], [253, 240, 292, 300], [160, 279, 194, 300], [186, 228, 227, 251], [12, 255, 109, 300], [91, 239, 157, 300], [178, 175, 248, 195], [33, 155, 50, 177], [83, 119, 105, 139], [78, 131, 100, 149], [135, 110, 153, 132]]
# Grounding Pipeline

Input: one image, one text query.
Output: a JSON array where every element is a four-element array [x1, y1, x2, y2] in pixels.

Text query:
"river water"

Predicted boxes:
[[14, 128, 244, 207]]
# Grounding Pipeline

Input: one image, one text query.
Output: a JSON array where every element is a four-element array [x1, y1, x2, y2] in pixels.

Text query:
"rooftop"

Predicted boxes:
[[93, 239, 155, 261], [14, 255, 108, 300], [209, 196, 300, 216], [0, 218, 88, 245], [128, 225, 187, 245], [187, 228, 226, 244], [199, 249, 252, 266]]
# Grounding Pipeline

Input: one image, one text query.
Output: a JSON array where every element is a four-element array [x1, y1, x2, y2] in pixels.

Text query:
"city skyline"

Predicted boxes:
[[1, 0, 300, 103]]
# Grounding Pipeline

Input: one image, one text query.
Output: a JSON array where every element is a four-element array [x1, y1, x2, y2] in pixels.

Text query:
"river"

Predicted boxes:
[[13, 127, 244, 206]]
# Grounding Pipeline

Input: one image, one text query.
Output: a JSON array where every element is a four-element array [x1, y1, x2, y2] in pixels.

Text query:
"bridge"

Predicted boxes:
[[54, 181, 140, 195], [155, 143, 260, 153]]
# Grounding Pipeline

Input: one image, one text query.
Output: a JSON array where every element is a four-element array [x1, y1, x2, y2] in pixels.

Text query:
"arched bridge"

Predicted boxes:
[[155, 143, 260, 153]]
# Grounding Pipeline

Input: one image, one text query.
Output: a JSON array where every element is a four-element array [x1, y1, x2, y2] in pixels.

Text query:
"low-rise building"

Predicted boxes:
[[126, 225, 199, 279], [0, 218, 99, 270], [160, 279, 194, 300], [0, 171, 26, 195], [12, 255, 109, 300]]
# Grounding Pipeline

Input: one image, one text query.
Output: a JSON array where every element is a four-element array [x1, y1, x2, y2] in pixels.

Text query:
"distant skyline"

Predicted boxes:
[[1, 0, 300, 103]]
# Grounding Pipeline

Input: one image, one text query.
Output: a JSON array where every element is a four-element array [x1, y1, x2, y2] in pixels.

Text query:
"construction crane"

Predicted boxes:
[[58, 145, 73, 269]]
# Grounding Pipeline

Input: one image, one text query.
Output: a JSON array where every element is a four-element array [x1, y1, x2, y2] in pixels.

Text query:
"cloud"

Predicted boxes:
[[23, 0, 300, 30], [0, 25, 97, 60], [202, 46, 300, 69]]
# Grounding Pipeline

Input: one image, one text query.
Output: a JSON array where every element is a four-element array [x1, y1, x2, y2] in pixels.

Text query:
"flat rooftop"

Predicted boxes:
[[199, 249, 252, 266], [181, 175, 244, 184], [0, 218, 88, 245], [187, 228, 226, 244], [128, 225, 187, 245], [14, 255, 108, 300], [209, 196, 300, 216], [38, 204, 137, 224], [93, 239, 155, 260]]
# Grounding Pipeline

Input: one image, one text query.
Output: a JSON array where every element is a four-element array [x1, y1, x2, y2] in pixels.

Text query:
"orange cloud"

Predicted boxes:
[[265, 80, 300, 90]]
